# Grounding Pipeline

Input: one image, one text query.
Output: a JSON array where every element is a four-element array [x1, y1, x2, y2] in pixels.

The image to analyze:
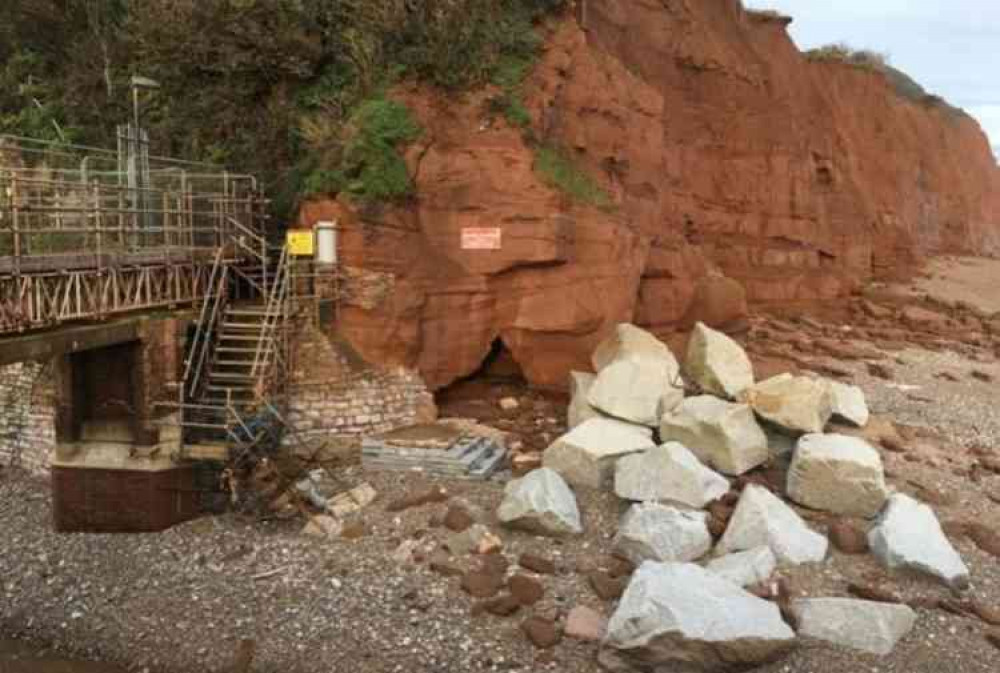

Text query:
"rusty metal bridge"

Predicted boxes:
[[0, 135, 270, 334]]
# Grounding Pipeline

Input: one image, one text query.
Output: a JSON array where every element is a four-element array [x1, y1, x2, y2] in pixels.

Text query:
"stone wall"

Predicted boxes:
[[0, 361, 57, 474], [285, 323, 435, 446]]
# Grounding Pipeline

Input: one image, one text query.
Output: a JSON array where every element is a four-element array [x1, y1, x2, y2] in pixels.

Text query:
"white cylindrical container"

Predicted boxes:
[[316, 220, 338, 264]]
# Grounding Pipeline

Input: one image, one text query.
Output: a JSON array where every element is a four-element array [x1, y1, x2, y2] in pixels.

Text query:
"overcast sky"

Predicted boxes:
[[745, 0, 1000, 155]]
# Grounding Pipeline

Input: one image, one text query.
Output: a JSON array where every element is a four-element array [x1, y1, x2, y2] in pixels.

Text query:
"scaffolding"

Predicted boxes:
[[0, 134, 269, 333]]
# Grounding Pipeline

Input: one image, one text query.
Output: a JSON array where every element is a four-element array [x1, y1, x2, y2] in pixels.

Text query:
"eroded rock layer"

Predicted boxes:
[[299, 0, 1000, 390]]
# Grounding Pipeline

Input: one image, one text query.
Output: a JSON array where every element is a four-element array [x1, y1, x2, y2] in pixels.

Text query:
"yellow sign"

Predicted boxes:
[[287, 230, 315, 256]]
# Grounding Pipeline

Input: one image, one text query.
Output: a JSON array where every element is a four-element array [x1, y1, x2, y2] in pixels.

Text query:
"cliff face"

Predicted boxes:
[[299, 0, 1000, 390]]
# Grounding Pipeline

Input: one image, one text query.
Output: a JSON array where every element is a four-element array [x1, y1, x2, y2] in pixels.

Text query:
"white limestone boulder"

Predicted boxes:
[[686, 322, 755, 399], [614, 503, 713, 565], [614, 442, 730, 509], [705, 546, 777, 588], [659, 396, 769, 475], [792, 598, 917, 656], [567, 371, 600, 429], [601, 562, 796, 670], [787, 433, 889, 517], [497, 467, 583, 537], [588, 324, 684, 427], [717, 484, 828, 565], [745, 373, 833, 434], [825, 379, 870, 427], [542, 417, 654, 490], [868, 493, 969, 589]]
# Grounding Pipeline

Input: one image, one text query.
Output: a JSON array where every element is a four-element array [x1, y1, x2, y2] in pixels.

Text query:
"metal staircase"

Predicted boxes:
[[169, 239, 293, 463]]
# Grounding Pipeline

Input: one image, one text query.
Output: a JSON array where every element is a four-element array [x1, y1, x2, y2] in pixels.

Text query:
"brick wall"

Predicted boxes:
[[0, 360, 57, 474], [285, 323, 435, 445]]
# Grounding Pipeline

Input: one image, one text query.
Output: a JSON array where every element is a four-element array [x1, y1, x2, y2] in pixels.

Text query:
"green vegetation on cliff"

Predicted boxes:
[[0, 0, 568, 216]]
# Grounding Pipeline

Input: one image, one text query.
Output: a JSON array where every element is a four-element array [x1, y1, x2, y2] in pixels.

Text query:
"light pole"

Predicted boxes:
[[129, 75, 160, 245]]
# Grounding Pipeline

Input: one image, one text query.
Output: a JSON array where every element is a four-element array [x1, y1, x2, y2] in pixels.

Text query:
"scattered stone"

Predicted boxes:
[[787, 434, 889, 517], [326, 482, 378, 517], [791, 598, 916, 656], [461, 568, 505, 599], [443, 499, 483, 532], [601, 562, 796, 670], [968, 524, 1000, 559], [828, 520, 870, 554], [614, 503, 712, 565], [706, 546, 777, 588], [444, 524, 503, 556], [508, 574, 545, 606], [614, 442, 730, 508], [518, 552, 556, 575], [340, 521, 366, 540], [391, 539, 419, 565], [565, 605, 607, 641], [659, 396, 769, 475], [824, 380, 870, 427], [386, 486, 449, 512], [685, 321, 755, 399], [606, 555, 636, 579], [543, 418, 655, 489], [744, 373, 833, 434], [588, 324, 685, 426], [499, 397, 520, 411], [301, 515, 343, 539], [521, 616, 562, 649], [567, 371, 601, 429], [847, 582, 902, 604], [588, 570, 627, 601], [986, 630, 1000, 652], [511, 452, 543, 477], [972, 369, 995, 382], [474, 594, 521, 617], [973, 602, 1000, 627], [868, 493, 970, 590], [428, 553, 465, 578], [717, 484, 829, 565], [497, 467, 583, 536]]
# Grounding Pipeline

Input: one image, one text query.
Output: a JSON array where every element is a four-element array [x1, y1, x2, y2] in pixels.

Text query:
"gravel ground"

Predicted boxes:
[[4, 275, 1000, 672]]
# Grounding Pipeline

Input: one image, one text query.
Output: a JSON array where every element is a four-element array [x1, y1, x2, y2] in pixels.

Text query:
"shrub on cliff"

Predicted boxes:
[[535, 145, 613, 209], [805, 43, 888, 71]]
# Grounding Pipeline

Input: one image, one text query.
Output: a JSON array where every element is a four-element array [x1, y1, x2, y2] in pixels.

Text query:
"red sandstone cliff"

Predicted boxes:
[[299, 0, 1000, 390]]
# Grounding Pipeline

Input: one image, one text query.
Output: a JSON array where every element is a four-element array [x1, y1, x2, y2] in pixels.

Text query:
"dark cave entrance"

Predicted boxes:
[[434, 338, 528, 421]]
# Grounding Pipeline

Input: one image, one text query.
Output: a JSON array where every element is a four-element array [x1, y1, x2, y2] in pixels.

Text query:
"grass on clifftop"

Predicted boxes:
[[805, 43, 969, 119]]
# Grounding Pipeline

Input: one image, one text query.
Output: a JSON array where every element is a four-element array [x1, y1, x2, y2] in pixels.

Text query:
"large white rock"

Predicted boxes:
[[659, 396, 769, 475], [543, 417, 655, 490], [567, 371, 600, 429], [825, 379, 870, 427], [614, 503, 713, 565], [601, 562, 796, 670], [706, 546, 777, 588], [686, 322, 755, 399], [786, 433, 889, 517], [588, 324, 684, 427], [868, 493, 969, 589], [717, 484, 828, 565], [745, 373, 833, 434], [614, 442, 730, 508], [792, 598, 917, 656], [497, 467, 583, 537]]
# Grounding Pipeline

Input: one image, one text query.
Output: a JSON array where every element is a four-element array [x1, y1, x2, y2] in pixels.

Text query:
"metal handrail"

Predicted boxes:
[[183, 250, 229, 400]]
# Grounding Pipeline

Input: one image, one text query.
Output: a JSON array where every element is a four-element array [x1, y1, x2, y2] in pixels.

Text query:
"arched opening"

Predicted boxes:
[[435, 338, 527, 420]]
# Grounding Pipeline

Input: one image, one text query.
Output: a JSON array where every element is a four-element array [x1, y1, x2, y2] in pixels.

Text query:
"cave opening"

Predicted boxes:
[[434, 337, 528, 421]]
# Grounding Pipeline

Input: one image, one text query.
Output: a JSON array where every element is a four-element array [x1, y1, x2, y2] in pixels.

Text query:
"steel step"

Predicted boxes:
[[216, 346, 271, 354]]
